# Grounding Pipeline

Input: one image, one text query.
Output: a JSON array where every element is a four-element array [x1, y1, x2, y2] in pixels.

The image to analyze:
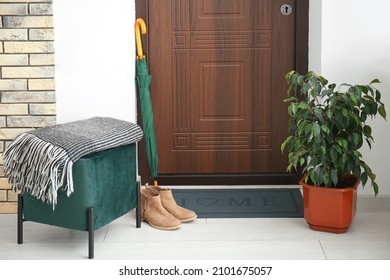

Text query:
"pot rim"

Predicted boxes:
[[299, 175, 360, 192]]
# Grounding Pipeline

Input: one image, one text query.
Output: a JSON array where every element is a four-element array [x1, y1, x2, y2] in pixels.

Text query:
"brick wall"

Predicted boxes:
[[0, 0, 55, 213]]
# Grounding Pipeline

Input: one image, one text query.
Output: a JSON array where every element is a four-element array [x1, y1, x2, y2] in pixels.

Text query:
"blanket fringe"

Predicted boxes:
[[3, 133, 73, 209]]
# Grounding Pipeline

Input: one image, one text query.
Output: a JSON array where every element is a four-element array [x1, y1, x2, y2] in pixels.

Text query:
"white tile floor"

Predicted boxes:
[[0, 194, 389, 260]]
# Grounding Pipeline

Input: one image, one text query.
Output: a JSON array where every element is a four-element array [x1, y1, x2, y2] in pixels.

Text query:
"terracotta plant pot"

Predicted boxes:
[[300, 175, 360, 233]]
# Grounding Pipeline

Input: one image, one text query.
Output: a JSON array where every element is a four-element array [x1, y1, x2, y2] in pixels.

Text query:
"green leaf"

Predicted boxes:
[[314, 108, 324, 123], [323, 171, 330, 186], [315, 168, 324, 183], [320, 146, 326, 156], [353, 133, 361, 147], [342, 153, 348, 165], [302, 83, 311, 94], [281, 140, 287, 153], [353, 166, 361, 178], [330, 169, 338, 186], [312, 122, 321, 137], [335, 111, 347, 129], [360, 85, 368, 94], [361, 172, 368, 186], [284, 96, 298, 103], [330, 147, 338, 161], [370, 78, 380, 84], [310, 171, 317, 185], [379, 105, 387, 120], [321, 89, 330, 97], [293, 73, 300, 84], [338, 139, 348, 150], [349, 93, 358, 105], [355, 86, 362, 96], [305, 123, 313, 135], [373, 182, 379, 196], [291, 103, 298, 115], [298, 75, 304, 85], [375, 90, 381, 102], [287, 163, 293, 172], [361, 111, 367, 121], [321, 125, 330, 135], [363, 125, 372, 137], [342, 108, 348, 118], [366, 138, 372, 149]]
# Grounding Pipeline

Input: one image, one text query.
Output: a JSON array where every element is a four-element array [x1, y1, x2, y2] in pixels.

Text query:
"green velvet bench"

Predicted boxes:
[[17, 143, 141, 259]]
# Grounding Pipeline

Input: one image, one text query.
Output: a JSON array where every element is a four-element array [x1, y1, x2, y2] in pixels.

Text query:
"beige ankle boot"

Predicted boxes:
[[147, 185, 197, 222], [140, 189, 181, 230]]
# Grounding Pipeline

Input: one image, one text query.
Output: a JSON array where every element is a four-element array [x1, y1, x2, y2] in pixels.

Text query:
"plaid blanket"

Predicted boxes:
[[3, 117, 143, 208]]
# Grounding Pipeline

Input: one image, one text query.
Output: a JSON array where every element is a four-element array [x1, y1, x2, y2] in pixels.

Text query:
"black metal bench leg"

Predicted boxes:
[[136, 181, 141, 228], [17, 194, 23, 244], [87, 207, 94, 259]]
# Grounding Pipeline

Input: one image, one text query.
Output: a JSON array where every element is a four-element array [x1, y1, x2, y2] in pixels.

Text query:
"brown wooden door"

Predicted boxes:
[[138, 0, 308, 184]]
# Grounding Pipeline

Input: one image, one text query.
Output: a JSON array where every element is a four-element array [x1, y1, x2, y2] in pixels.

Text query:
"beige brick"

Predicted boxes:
[[0, 4, 28, 15], [30, 3, 53, 15], [3, 16, 53, 28], [7, 116, 56, 127], [0, 202, 17, 214], [0, 128, 33, 140], [0, 156, 2, 165], [0, 29, 28, 40], [0, 190, 6, 201], [0, 79, 27, 90], [0, 104, 28, 115], [28, 78, 55, 90], [0, 141, 3, 152], [29, 28, 54, 40], [0, 16, 2, 28], [1, 91, 55, 103], [0, 0, 50, 2], [0, 177, 11, 189], [0, 54, 28, 65], [4, 41, 54, 53], [4, 140, 12, 150], [29, 103, 56, 115], [29, 53, 55, 65], [2, 66, 54, 78], [7, 190, 18, 201], [0, 166, 5, 176], [0, 42, 3, 53], [0, 117, 5, 127]]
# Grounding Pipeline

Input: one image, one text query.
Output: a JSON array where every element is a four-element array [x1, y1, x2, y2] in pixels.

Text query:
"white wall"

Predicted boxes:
[[53, 0, 136, 123], [310, 0, 390, 196], [308, 0, 322, 74]]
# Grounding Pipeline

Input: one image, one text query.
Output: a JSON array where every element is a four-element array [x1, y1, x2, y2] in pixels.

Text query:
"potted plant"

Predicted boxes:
[[281, 70, 386, 233]]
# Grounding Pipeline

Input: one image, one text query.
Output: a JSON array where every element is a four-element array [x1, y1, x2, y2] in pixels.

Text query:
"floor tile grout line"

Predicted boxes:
[[103, 225, 110, 242], [318, 240, 328, 260]]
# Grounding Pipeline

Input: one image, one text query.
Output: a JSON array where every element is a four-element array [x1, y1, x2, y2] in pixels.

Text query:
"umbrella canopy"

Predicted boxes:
[[135, 18, 158, 181]]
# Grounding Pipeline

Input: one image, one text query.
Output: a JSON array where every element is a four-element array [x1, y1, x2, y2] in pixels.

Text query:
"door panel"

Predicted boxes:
[[147, 0, 299, 179]]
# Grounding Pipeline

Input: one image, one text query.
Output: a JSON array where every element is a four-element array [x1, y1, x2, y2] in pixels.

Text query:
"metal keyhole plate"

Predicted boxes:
[[281, 4, 293, 16]]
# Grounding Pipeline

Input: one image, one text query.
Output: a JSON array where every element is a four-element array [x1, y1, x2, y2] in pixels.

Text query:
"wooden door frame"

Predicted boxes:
[[135, 0, 309, 185]]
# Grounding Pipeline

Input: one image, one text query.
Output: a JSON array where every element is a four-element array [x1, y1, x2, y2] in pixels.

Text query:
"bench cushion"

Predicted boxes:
[[23, 144, 137, 231]]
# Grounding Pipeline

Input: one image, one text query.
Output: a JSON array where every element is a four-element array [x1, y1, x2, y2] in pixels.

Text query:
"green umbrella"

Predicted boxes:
[[135, 18, 158, 183]]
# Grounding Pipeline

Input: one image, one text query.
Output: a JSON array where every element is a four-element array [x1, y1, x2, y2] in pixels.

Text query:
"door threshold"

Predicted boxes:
[[161, 185, 302, 190]]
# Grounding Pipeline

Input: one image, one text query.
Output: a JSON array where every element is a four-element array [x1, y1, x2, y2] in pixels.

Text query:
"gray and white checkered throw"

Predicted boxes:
[[3, 117, 143, 208]]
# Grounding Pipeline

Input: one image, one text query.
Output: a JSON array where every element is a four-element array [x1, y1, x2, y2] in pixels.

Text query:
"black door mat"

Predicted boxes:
[[172, 188, 303, 218]]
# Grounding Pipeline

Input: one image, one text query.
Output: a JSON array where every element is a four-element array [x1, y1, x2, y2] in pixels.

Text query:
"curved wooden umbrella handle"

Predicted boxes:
[[135, 18, 147, 59]]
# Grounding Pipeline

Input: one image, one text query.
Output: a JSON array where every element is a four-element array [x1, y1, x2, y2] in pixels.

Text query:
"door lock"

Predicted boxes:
[[281, 4, 293, 16]]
